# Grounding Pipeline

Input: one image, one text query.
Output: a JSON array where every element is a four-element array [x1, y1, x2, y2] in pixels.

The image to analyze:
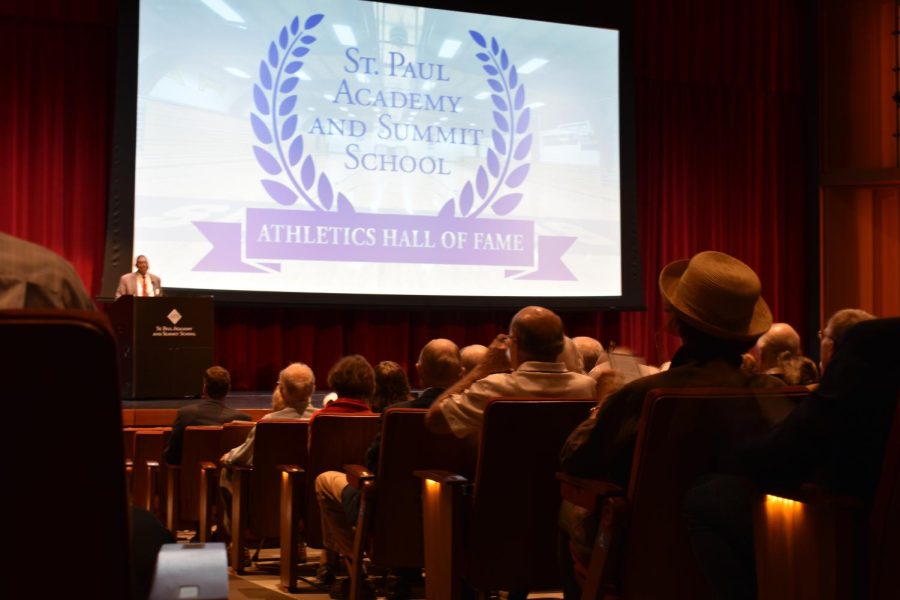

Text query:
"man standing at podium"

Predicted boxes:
[[115, 254, 161, 298]]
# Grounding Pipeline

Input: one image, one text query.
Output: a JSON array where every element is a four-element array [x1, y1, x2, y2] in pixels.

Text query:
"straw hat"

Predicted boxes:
[[658, 251, 772, 342]]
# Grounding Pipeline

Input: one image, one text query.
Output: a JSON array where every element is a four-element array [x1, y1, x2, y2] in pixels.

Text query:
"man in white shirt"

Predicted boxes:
[[115, 255, 161, 298]]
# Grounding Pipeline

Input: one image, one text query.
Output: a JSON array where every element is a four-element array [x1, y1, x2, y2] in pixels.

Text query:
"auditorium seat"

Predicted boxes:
[[133, 427, 171, 517], [753, 392, 900, 600], [279, 414, 380, 592], [226, 419, 310, 574], [342, 408, 475, 599], [165, 425, 223, 537], [415, 398, 596, 600], [559, 387, 807, 600], [199, 420, 256, 542]]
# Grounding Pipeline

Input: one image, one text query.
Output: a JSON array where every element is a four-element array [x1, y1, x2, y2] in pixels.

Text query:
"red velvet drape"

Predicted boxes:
[[0, 0, 810, 390]]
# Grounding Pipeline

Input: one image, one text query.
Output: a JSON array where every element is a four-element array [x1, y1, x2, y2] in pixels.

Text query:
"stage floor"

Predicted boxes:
[[120, 390, 332, 410]]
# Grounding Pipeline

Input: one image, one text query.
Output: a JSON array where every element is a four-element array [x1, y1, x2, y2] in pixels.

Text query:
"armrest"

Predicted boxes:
[[556, 472, 625, 511], [414, 469, 469, 485], [758, 483, 864, 511], [279, 464, 306, 592], [344, 464, 375, 490]]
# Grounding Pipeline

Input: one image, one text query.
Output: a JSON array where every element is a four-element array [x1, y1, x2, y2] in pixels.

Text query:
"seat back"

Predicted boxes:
[[465, 398, 597, 591], [369, 409, 476, 568], [305, 414, 381, 548], [132, 428, 171, 515], [178, 426, 223, 523], [1, 309, 132, 598], [868, 392, 900, 599], [621, 386, 806, 599], [221, 420, 255, 456], [247, 419, 310, 537]]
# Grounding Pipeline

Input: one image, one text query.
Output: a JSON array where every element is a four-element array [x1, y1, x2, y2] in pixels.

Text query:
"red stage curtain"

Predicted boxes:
[[1, 0, 810, 390]]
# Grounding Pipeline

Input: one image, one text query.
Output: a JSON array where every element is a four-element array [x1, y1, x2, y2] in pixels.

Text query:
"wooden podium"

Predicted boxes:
[[108, 296, 214, 399]]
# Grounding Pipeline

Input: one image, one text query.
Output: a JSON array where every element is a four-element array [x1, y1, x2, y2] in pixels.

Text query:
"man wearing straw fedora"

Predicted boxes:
[[557, 250, 787, 600]]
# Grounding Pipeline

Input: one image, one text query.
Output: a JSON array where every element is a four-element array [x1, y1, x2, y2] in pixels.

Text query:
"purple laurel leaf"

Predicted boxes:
[[492, 130, 507, 155], [514, 85, 525, 110], [491, 193, 523, 216], [280, 77, 299, 93], [500, 49, 509, 70], [318, 173, 334, 210], [259, 61, 272, 90], [279, 27, 288, 50], [288, 136, 304, 166], [516, 107, 531, 134], [290, 16, 299, 35], [505, 164, 530, 188], [292, 47, 310, 58], [476, 166, 488, 199], [488, 79, 503, 93], [300, 155, 316, 190], [476, 52, 490, 62], [483, 64, 499, 76], [491, 94, 508, 111], [305, 14, 324, 30], [493, 111, 509, 132], [487, 149, 500, 177], [285, 61, 304, 74], [261, 179, 298, 206], [281, 115, 298, 140], [300, 35, 316, 44], [491, 37, 499, 55], [459, 182, 474, 216], [250, 114, 272, 144], [337, 193, 355, 213], [279, 95, 297, 116], [513, 134, 533, 160], [253, 146, 282, 175], [469, 30, 487, 48], [268, 42, 279, 68], [438, 198, 455, 218], [253, 85, 270, 115], [509, 65, 518, 89]]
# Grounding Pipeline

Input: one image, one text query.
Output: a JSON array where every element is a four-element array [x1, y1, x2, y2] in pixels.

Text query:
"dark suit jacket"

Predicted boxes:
[[163, 398, 251, 465]]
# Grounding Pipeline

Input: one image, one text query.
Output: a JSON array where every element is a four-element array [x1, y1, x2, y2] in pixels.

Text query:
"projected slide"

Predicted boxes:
[[134, 0, 620, 298]]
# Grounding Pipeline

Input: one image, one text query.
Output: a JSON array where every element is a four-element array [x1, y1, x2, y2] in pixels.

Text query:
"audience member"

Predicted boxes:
[[116, 254, 161, 298], [426, 306, 597, 441], [313, 355, 377, 420], [219, 362, 314, 535], [371, 360, 412, 413], [0, 232, 94, 310], [459, 343, 488, 373], [753, 322, 802, 378], [776, 351, 819, 386], [684, 317, 900, 600], [164, 366, 251, 465], [558, 250, 784, 600], [572, 336, 604, 372], [819, 307, 876, 373], [315, 339, 462, 591], [558, 335, 585, 373]]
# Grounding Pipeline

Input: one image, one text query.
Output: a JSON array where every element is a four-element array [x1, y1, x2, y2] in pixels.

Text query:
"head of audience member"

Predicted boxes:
[[558, 336, 585, 373], [819, 308, 876, 372], [573, 336, 604, 372], [203, 366, 231, 400], [135, 255, 150, 275], [509, 305, 566, 366], [776, 351, 820, 386], [327, 355, 376, 402], [278, 362, 315, 412], [754, 322, 802, 372], [660, 251, 772, 358], [460, 344, 488, 373], [417, 338, 463, 389], [372, 360, 411, 413]]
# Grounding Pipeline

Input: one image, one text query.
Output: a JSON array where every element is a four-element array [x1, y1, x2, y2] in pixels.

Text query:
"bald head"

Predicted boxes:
[[756, 323, 801, 370], [279, 362, 315, 410], [821, 308, 876, 371], [460, 344, 488, 373], [510, 306, 565, 362], [417, 338, 463, 388], [573, 336, 604, 372]]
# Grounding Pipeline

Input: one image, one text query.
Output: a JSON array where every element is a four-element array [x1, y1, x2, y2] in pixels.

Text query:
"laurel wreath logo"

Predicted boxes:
[[252, 19, 532, 219], [439, 30, 532, 218]]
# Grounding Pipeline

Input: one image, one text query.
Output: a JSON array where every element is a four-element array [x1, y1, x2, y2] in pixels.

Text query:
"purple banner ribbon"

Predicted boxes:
[[194, 208, 576, 280]]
